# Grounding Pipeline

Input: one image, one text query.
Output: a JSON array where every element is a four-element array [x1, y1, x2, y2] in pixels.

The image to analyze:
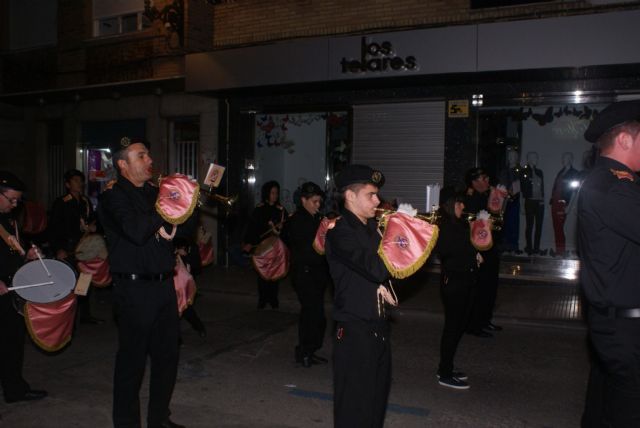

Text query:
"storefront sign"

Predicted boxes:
[[341, 37, 418, 74], [448, 100, 469, 118]]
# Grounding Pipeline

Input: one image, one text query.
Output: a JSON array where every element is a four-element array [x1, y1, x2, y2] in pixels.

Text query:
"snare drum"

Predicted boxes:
[[252, 236, 290, 281], [12, 259, 77, 304]]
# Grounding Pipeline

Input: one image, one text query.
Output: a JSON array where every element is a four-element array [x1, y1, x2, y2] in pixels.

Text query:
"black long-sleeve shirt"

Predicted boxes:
[[49, 193, 94, 253], [578, 156, 640, 308], [325, 209, 389, 322], [98, 177, 183, 275], [0, 214, 24, 284], [282, 208, 325, 269], [243, 203, 287, 246], [436, 217, 478, 274]]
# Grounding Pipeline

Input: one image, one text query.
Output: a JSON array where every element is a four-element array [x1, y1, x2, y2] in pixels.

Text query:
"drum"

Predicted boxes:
[[75, 233, 108, 261], [252, 236, 290, 281], [11, 259, 78, 352], [12, 259, 77, 304]]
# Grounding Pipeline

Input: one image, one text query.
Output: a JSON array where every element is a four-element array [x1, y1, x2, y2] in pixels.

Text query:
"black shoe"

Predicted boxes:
[[302, 355, 314, 368], [437, 370, 468, 381], [310, 353, 328, 364], [485, 322, 503, 332], [466, 330, 493, 338], [151, 419, 186, 428], [5, 389, 48, 403]]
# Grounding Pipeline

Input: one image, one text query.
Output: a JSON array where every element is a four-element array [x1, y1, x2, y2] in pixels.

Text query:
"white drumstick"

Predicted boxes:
[[8, 281, 55, 291], [33, 245, 51, 277]]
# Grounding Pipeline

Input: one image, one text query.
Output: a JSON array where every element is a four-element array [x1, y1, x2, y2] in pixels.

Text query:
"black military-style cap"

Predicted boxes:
[[0, 170, 25, 192], [584, 100, 640, 143], [109, 136, 150, 156], [464, 167, 488, 187], [299, 181, 325, 198], [335, 164, 385, 190]]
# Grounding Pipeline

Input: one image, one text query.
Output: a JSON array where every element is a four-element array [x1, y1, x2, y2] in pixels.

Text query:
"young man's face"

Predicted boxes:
[[66, 176, 85, 195], [346, 183, 380, 223], [0, 189, 21, 214], [118, 143, 153, 187], [301, 195, 322, 216]]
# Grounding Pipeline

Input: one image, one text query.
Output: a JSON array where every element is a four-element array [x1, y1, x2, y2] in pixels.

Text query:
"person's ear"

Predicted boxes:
[[616, 132, 634, 151]]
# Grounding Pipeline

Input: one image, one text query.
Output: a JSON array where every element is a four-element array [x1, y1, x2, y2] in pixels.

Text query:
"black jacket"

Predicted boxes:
[[49, 193, 94, 253], [282, 208, 326, 270], [98, 177, 188, 275], [578, 156, 640, 308], [520, 164, 545, 199], [243, 203, 287, 246], [0, 213, 24, 284], [436, 217, 478, 274], [325, 209, 389, 322]]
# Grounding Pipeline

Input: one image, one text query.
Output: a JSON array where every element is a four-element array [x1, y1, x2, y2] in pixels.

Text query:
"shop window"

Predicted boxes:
[[94, 13, 150, 37]]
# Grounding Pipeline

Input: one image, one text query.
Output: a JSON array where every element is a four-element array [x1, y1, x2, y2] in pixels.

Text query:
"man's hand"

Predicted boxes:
[[56, 249, 69, 260], [6, 235, 25, 256], [26, 245, 41, 261], [0, 280, 9, 295]]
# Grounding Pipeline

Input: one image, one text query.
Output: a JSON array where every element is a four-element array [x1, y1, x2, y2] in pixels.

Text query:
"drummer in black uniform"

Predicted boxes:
[[242, 180, 288, 309], [579, 101, 640, 428], [463, 167, 502, 337], [98, 137, 187, 428], [49, 168, 102, 324], [325, 164, 392, 428], [0, 171, 47, 403], [282, 181, 329, 368]]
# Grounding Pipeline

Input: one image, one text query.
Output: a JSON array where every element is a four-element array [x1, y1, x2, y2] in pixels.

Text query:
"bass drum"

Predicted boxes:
[[12, 259, 77, 304]]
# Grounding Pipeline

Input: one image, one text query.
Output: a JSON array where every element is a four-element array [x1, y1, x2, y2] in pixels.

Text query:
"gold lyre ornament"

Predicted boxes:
[[120, 137, 131, 148]]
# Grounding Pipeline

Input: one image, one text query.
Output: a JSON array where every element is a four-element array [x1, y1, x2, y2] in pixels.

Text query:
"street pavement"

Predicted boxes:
[[0, 265, 589, 427]]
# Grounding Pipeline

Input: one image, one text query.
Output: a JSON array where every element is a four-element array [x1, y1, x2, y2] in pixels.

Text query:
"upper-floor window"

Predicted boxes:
[[93, 0, 150, 37]]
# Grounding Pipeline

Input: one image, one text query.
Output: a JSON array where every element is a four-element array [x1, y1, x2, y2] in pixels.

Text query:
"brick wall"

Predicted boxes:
[[211, 0, 635, 48], [185, 0, 215, 53]]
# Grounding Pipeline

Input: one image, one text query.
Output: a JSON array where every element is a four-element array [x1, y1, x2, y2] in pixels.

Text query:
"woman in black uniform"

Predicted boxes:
[[243, 181, 288, 309], [436, 189, 482, 390], [282, 182, 329, 367]]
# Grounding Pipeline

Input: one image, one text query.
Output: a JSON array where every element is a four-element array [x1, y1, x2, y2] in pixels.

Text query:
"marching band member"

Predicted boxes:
[[282, 181, 329, 368], [325, 164, 392, 428], [436, 188, 482, 390], [464, 167, 502, 337], [0, 171, 47, 403], [242, 180, 288, 309], [98, 137, 188, 428], [49, 168, 103, 324]]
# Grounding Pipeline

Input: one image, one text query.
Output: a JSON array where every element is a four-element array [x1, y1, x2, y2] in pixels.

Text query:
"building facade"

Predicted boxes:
[[2, 0, 639, 266]]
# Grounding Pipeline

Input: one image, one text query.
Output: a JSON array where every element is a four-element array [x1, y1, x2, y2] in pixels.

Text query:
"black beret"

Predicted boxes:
[[299, 181, 325, 199], [464, 167, 488, 187], [335, 164, 385, 190], [584, 100, 640, 143], [109, 136, 150, 156], [0, 171, 25, 192]]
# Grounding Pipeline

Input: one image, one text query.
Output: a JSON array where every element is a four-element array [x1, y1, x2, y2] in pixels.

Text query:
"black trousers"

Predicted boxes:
[[112, 278, 180, 428], [468, 251, 499, 332], [524, 199, 545, 252], [439, 270, 477, 377], [333, 320, 391, 428], [0, 293, 30, 401], [257, 277, 279, 307], [582, 308, 640, 428], [293, 266, 327, 356]]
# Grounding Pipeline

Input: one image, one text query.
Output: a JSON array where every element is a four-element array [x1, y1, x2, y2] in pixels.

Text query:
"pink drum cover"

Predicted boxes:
[[252, 237, 290, 281], [174, 257, 196, 315], [312, 217, 338, 255], [24, 293, 77, 352], [77, 257, 112, 287], [377, 212, 439, 279], [155, 174, 200, 225], [470, 218, 493, 251], [487, 186, 507, 214]]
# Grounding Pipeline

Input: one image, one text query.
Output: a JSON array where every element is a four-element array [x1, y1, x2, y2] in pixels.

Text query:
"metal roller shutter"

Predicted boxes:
[[352, 101, 445, 212]]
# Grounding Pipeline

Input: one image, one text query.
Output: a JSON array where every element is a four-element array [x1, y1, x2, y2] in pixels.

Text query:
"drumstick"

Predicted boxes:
[[32, 245, 52, 277], [8, 281, 55, 291]]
